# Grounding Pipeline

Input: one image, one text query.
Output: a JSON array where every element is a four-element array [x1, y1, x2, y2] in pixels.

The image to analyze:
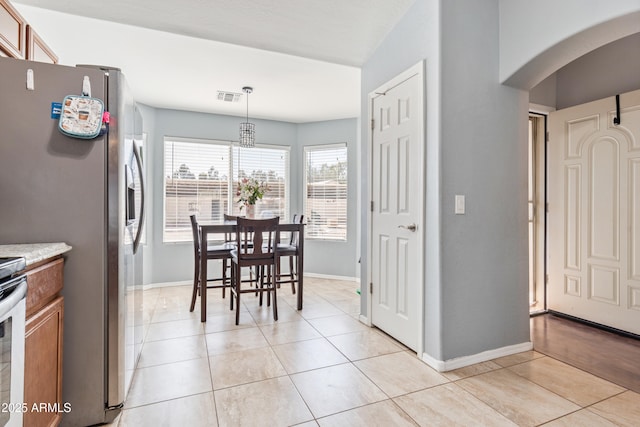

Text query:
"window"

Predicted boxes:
[[232, 146, 289, 220], [304, 144, 348, 240], [164, 138, 231, 242], [163, 138, 289, 242]]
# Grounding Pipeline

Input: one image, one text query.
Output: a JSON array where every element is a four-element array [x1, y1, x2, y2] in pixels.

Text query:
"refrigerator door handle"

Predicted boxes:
[[132, 142, 145, 254]]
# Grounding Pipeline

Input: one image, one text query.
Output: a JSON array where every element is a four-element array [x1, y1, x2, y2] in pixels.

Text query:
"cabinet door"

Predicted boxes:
[[25, 296, 64, 427], [26, 25, 57, 63], [0, 0, 26, 58]]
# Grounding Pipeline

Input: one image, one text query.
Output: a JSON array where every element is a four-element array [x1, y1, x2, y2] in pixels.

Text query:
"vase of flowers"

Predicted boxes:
[[236, 177, 268, 218]]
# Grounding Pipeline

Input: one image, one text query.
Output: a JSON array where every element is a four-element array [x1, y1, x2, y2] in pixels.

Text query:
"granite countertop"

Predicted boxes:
[[0, 243, 72, 266]]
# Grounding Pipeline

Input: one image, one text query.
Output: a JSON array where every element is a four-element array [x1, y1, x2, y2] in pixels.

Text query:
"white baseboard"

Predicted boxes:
[[145, 274, 359, 290], [359, 314, 371, 326], [421, 341, 534, 372], [146, 280, 191, 290], [304, 272, 359, 282]]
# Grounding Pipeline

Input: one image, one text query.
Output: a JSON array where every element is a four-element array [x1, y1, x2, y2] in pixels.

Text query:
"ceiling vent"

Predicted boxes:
[[216, 91, 242, 102]]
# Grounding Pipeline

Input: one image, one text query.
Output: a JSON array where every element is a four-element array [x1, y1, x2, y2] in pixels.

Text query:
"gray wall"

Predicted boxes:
[[137, 106, 358, 284], [439, 0, 529, 359], [138, 103, 156, 286], [297, 119, 359, 278], [362, 0, 530, 362], [529, 74, 556, 109], [531, 32, 640, 110]]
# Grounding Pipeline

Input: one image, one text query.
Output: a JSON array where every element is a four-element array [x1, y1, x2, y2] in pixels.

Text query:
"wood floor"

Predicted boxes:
[[531, 313, 640, 394]]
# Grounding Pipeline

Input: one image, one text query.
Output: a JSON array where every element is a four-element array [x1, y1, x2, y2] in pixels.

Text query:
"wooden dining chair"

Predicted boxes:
[[230, 217, 280, 325], [223, 213, 239, 244], [276, 214, 304, 294], [189, 214, 235, 312], [224, 212, 258, 286]]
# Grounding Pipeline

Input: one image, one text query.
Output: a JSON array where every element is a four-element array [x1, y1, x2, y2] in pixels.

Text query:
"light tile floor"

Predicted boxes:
[[107, 277, 640, 427]]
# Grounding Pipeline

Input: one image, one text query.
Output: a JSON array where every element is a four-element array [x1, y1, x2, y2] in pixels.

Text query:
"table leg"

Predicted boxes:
[[297, 226, 304, 310]]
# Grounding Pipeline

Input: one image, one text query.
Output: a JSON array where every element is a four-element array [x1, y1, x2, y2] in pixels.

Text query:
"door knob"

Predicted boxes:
[[398, 223, 417, 232]]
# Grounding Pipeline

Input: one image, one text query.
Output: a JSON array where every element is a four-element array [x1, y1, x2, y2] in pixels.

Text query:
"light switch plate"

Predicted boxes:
[[455, 195, 465, 214]]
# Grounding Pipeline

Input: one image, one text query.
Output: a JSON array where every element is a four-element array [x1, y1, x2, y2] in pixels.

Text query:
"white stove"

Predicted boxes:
[[0, 257, 26, 427]]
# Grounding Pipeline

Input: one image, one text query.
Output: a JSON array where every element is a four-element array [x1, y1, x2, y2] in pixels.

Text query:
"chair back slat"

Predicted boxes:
[[190, 214, 201, 255], [236, 217, 279, 261], [290, 214, 304, 246], [223, 214, 239, 243]]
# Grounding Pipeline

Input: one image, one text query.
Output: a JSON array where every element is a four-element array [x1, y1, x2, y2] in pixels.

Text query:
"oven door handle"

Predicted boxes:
[[0, 279, 27, 320]]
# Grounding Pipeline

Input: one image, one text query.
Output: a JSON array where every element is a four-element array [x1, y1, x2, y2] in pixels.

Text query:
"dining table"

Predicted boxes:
[[199, 220, 305, 322]]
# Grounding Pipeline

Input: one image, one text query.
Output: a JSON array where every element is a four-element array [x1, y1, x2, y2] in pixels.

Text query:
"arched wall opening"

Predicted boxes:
[[500, 6, 640, 92]]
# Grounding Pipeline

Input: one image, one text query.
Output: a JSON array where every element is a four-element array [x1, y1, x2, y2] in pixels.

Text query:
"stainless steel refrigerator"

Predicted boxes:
[[0, 57, 145, 426]]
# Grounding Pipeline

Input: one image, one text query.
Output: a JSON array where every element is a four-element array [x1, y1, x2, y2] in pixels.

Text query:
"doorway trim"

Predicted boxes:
[[529, 111, 547, 314], [366, 60, 426, 357]]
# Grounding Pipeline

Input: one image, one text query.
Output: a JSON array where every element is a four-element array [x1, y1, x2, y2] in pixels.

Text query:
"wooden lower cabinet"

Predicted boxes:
[[24, 257, 65, 427], [25, 296, 64, 427]]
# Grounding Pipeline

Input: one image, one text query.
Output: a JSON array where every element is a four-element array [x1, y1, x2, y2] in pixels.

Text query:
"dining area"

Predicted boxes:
[[189, 213, 305, 323], [160, 139, 351, 329]]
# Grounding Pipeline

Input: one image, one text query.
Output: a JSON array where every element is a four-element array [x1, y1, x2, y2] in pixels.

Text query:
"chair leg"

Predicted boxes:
[[189, 257, 200, 312], [254, 266, 260, 296], [230, 263, 236, 311], [235, 264, 241, 325], [259, 266, 265, 306], [290, 256, 296, 294], [229, 261, 235, 309], [271, 265, 278, 321], [265, 266, 271, 307], [221, 258, 229, 298]]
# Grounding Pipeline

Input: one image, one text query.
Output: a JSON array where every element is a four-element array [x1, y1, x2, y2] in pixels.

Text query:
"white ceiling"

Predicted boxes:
[[15, 0, 415, 123]]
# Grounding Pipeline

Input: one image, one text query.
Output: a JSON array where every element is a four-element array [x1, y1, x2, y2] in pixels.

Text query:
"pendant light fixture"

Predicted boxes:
[[239, 86, 255, 148]]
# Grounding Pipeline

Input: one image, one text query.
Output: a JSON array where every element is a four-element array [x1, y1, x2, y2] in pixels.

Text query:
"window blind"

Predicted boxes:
[[164, 138, 231, 242], [232, 146, 289, 220], [163, 139, 290, 242], [304, 144, 348, 240]]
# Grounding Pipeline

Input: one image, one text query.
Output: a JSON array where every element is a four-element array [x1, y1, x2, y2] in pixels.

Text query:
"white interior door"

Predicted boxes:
[[548, 88, 640, 335], [370, 63, 424, 351]]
